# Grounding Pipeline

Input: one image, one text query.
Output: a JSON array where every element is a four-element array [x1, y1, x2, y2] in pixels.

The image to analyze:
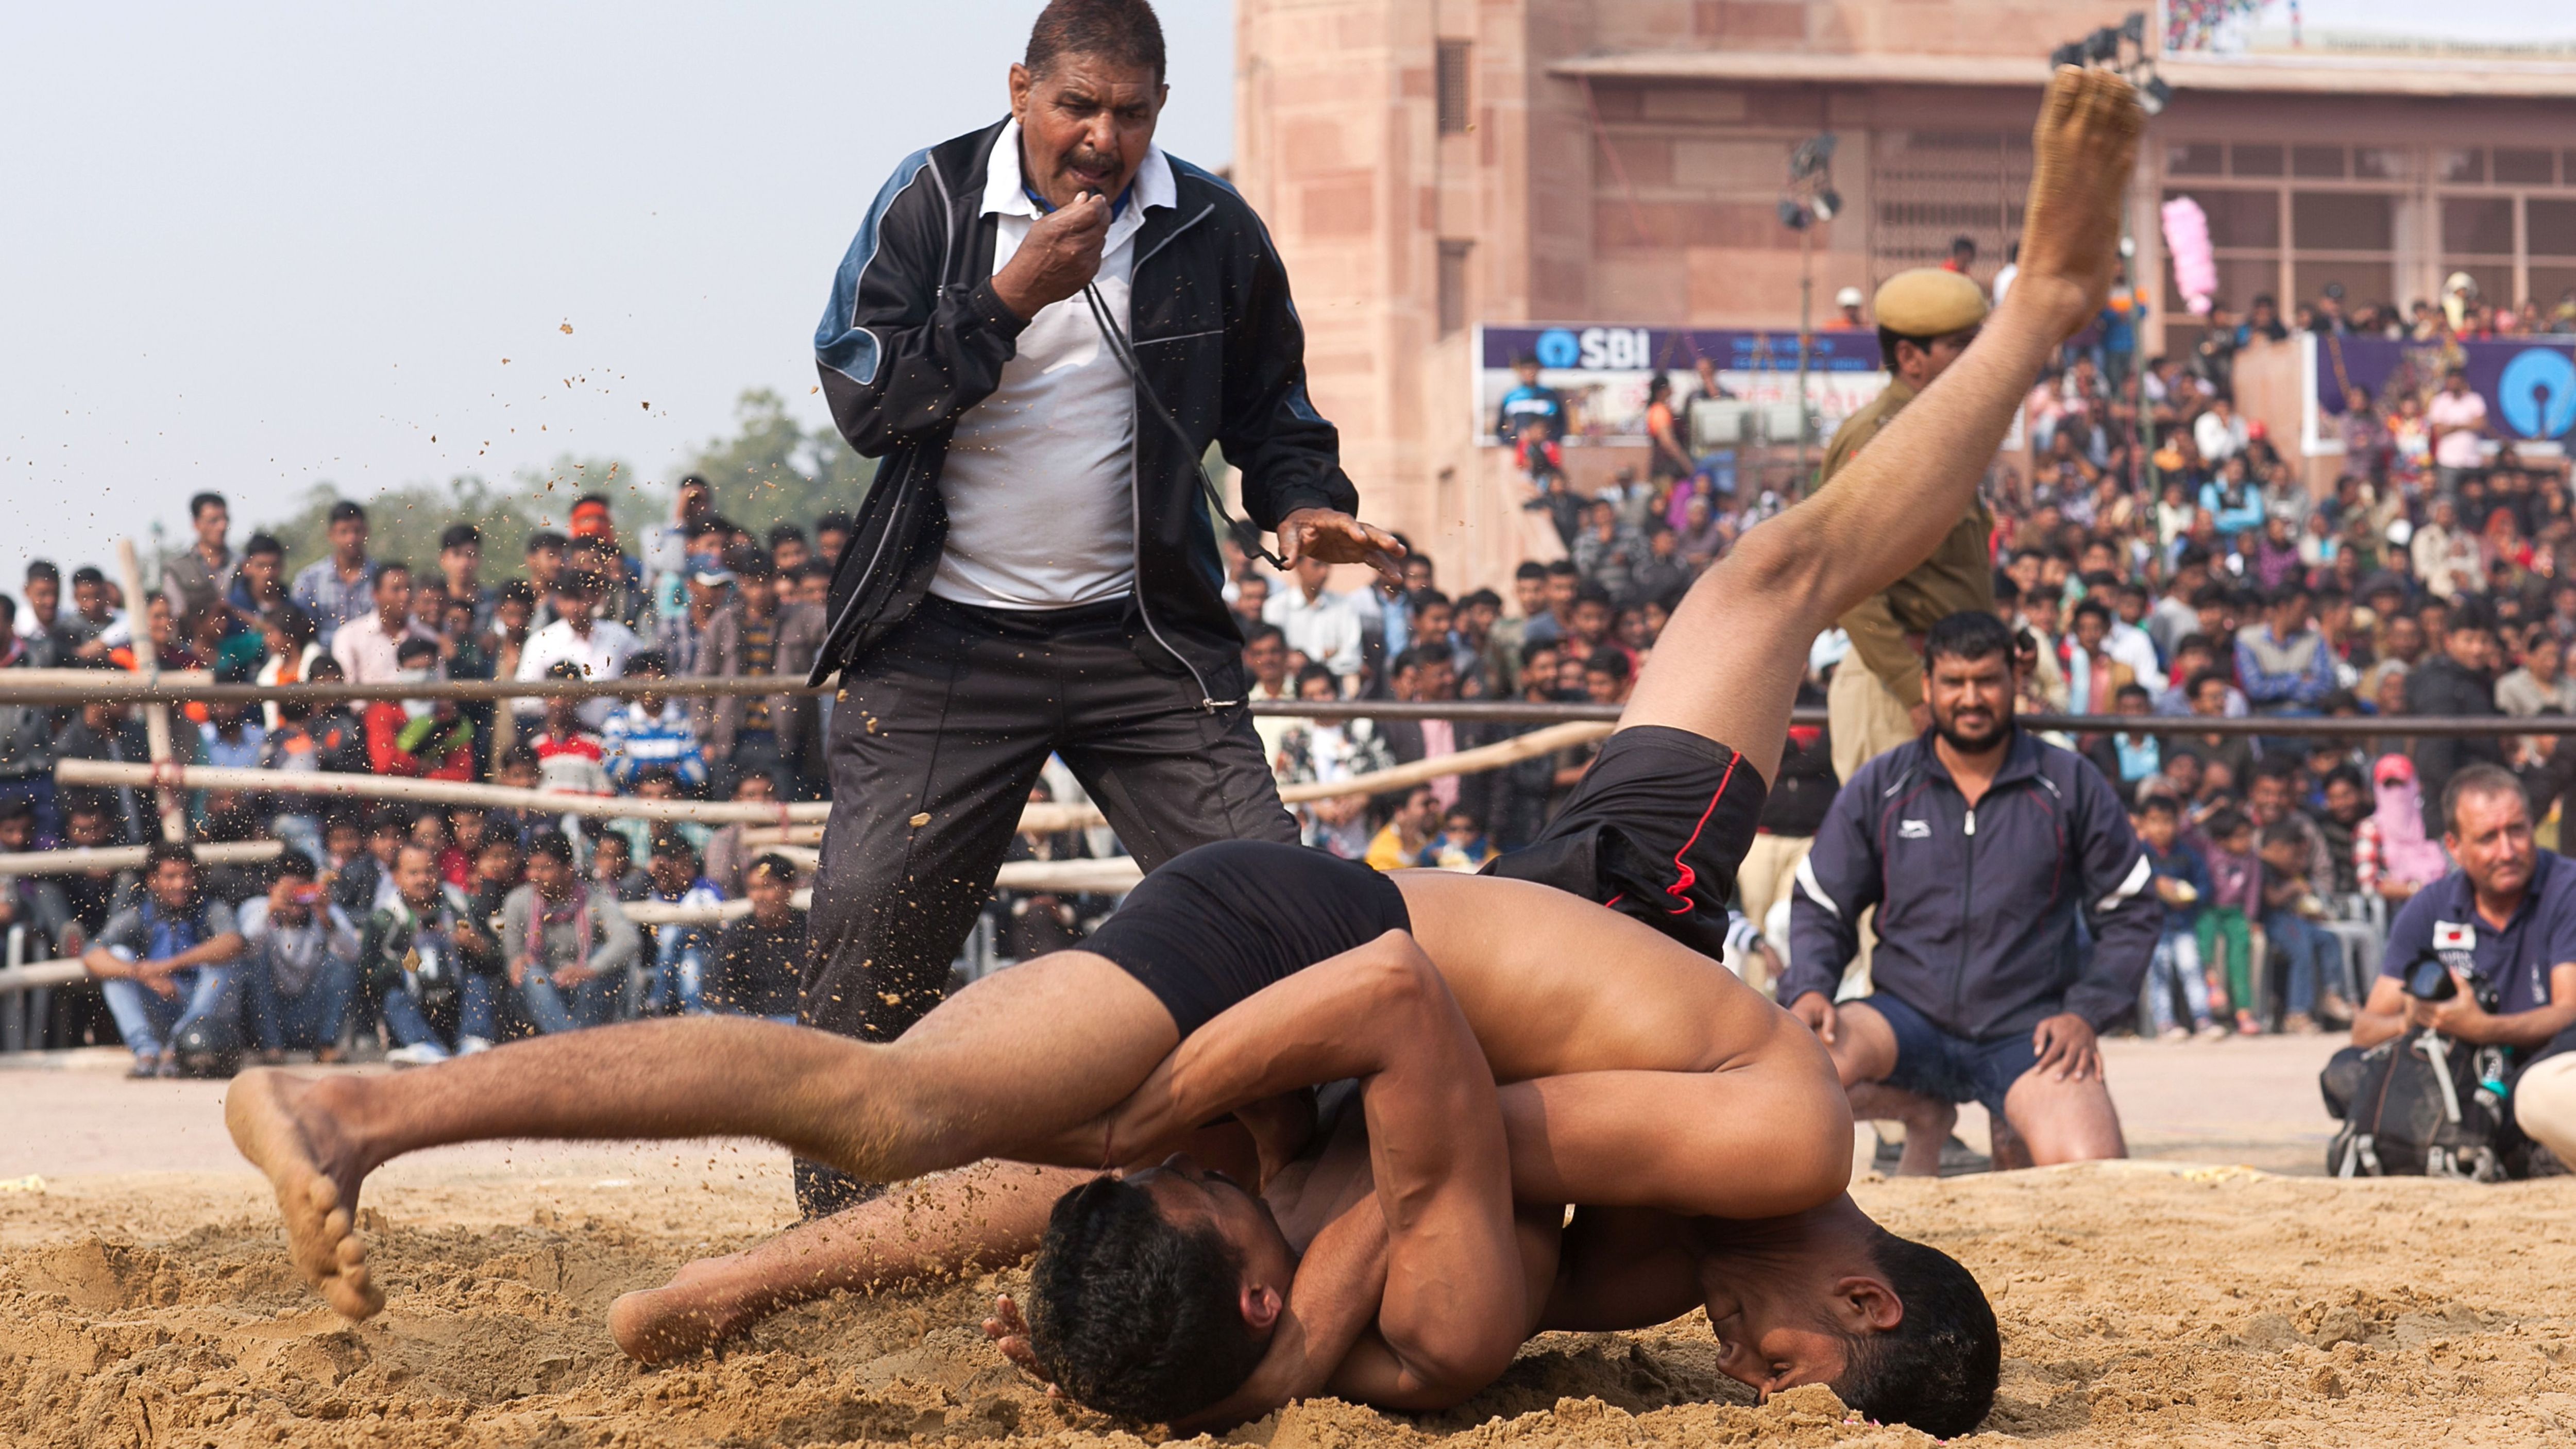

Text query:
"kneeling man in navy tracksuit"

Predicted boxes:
[[1786, 610, 2162, 1174]]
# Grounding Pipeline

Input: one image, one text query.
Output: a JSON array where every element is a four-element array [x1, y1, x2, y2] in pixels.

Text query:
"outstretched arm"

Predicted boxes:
[[1618, 66, 2142, 783]]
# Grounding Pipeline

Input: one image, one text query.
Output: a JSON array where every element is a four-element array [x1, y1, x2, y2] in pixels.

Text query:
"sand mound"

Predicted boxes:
[[6, 1161, 2576, 1447]]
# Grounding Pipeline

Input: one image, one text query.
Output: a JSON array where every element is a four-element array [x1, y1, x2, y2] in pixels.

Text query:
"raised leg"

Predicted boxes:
[[1616, 65, 2140, 784]]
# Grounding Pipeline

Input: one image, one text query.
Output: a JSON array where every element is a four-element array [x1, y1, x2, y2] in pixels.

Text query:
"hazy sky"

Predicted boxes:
[[0, 2, 1233, 597]]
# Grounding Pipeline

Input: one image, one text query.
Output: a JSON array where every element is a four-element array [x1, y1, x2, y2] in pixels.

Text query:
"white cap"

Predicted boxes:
[[1809, 628, 1852, 674], [1835, 286, 1865, 309]]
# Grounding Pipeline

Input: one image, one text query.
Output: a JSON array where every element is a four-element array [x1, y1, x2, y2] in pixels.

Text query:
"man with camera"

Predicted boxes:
[[2346, 764, 2576, 1171]]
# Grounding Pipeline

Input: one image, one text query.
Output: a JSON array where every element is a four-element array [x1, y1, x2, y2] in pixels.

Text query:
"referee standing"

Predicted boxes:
[[801, 0, 1399, 1214]]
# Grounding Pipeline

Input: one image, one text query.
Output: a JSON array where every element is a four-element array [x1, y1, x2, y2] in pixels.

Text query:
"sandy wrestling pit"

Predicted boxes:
[[8, 1146, 2576, 1448]]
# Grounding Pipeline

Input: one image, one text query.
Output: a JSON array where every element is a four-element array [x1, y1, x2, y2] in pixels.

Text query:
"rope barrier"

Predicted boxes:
[[0, 665, 2562, 737], [54, 760, 833, 826], [0, 841, 282, 877], [52, 723, 1612, 837]]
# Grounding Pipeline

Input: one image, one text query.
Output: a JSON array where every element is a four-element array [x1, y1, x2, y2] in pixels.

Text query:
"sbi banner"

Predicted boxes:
[[1476, 325, 1887, 446], [2310, 334, 2576, 451]]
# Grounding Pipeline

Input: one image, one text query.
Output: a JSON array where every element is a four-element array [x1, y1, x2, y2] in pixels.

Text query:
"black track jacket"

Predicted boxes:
[[809, 120, 1358, 697], [1784, 727, 2163, 1039]]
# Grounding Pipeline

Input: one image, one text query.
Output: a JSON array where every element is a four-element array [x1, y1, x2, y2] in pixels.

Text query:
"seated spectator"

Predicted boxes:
[[355, 806, 409, 914], [2235, 584, 2335, 718], [529, 663, 612, 796], [699, 770, 777, 899], [0, 797, 73, 957], [1425, 806, 1496, 873], [696, 548, 824, 798], [2355, 754, 2451, 905], [439, 806, 487, 888], [330, 561, 433, 686], [1364, 783, 1441, 871], [81, 841, 247, 1079], [1263, 554, 1364, 685], [294, 656, 371, 772], [1582, 648, 1632, 705], [2498, 631, 2576, 717], [238, 852, 361, 1065], [588, 830, 649, 901], [2258, 820, 2345, 1032], [515, 568, 641, 732], [704, 853, 805, 1022], [599, 650, 706, 791], [2083, 683, 2163, 792], [364, 637, 474, 780], [318, 811, 375, 918], [992, 779, 1101, 960], [2136, 795, 2222, 1040], [2317, 764, 2370, 895], [505, 831, 639, 1035], [2198, 808, 2261, 1034], [484, 744, 552, 847], [362, 841, 498, 1065], [610, 768, 711, 864], [2409, 597, 2507, 834], [1275, 664, 1391, 860], [2353, 766, 2576, 1177], [637, 832, 723, 1016], [46, 795, 131, 1049]]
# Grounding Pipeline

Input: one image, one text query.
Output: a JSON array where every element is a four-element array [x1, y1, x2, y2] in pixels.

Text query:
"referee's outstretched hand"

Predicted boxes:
[[1277, 507, 1406, 589], [992, 190, 1111, 321]]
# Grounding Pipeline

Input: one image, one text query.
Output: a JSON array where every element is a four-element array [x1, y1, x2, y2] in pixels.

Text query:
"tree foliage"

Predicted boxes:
[[682, 388, 874, 542], [254, 457, 650, 584], [241, 390, 871, 586]]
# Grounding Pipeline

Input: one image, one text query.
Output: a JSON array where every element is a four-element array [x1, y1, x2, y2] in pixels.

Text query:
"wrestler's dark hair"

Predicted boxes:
[[1922, 609, 2014, 668], [1025, 0, 1167, 85], [1025, 1175, 1264, 1423], [1833, 1232, 1999, 1439]]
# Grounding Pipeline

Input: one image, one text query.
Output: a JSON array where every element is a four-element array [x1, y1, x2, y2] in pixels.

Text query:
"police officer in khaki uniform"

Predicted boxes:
[[1818, 268, 1997, 783]]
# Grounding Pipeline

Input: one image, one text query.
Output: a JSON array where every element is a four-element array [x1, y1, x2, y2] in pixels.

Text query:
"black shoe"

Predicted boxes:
[[1872, 1131, 1993, 1177]]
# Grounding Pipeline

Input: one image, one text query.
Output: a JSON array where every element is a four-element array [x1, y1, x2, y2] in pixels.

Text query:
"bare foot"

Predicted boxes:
[[609, 1252, 761, 1363], [2009, 64, 2145, 336], [225, 1067, 384, 1320]]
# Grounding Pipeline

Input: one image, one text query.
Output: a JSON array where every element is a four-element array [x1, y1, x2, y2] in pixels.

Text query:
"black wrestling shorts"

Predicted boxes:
[[1081, 840, 1411, 1039], [1481, 724, 1766, 962]]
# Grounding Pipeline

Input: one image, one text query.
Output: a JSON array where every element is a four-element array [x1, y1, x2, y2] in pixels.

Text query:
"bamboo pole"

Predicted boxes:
[[56, 760, 830, 827], [60, 721, 1607, 839], [0, 841, 282, 877], [1277, 720, 1610, 805], [115, 540, 188, 844], [0, 958, 88, 996], [620, 855, 1149, 929]]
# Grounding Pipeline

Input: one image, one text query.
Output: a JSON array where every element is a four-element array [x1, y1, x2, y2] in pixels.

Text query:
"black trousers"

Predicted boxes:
[[795, 594, 1299, 1216]]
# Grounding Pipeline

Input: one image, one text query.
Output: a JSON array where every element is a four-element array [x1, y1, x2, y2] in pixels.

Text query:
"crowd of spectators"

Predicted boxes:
[[0, 479, 842, 1073], [4, 276, 2574, 1068]]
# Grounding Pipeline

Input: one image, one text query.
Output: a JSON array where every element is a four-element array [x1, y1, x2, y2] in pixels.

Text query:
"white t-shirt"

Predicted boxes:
[[2427, 389, 2488, 470], [930, 123, 1177, 611], [514, 617, 642, 729]]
